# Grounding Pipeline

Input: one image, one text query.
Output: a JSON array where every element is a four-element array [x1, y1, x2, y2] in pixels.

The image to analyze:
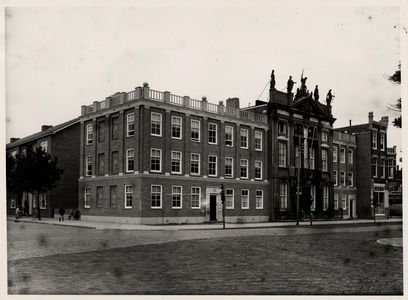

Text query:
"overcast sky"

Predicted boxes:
[[3, 1, 406, 162]]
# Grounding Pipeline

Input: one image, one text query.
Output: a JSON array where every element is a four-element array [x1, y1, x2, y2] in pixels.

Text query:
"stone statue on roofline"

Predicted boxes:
[[270, 70, 276, 90], [314, 85, 319, 101], [287, 76, 296, 94], [326, 89, 334, 105]]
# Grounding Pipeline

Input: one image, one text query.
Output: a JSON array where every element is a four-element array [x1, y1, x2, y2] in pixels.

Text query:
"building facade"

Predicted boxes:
[[6, 118, 80, 218], [332, 131, 357, 219], [78, 83, 270, 224], [335, 112, 391, 219]]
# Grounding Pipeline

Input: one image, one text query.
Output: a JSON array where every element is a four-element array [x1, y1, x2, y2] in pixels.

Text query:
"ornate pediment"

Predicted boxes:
[[291, 95, 326, 117]]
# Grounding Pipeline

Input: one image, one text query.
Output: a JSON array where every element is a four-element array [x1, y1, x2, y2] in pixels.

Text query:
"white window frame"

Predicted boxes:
[[225, 126, 233, 147], [191, 119, 200, 142], [279, 142, 287, 167], [208, 155, 217, 177], [255, 160, 262, 180], [280, 183, 287, 210], [256, 190, 263, 209], [321, 131, 328, 142], [240, 159, 248, 179], [340, 171, 345, 186], [255, 131, 262, 151], [226, 188, 234, 209], [127, 113, 135, 137], [172, 186, 182, 209], [84, 187, 91, 208], [333, 170, 338, 186], [388, 159, 394, 179], [150, 148, 162, 173], [86, 155, 92, 176], [191, 187, 201, 209], [311, 185, 316, 210], [348, 172, 353, 187], [240, 129, 248, 149], [125, 185, 133, 208], [151, 112, 162, 137], [333, 146, 338, 162], [348, 149, 353, 164], [171, 151, 182, 174], [151, 185, 162, 209], [172, 116, 182, 139], [334, 194, 338, 210], [373, 157, 378, 178], [209, 123, 217, 144], [309, 147, 315, 170], [126, 149, 134, 172], [225, 157, 233, 178], [341, 194, 347, 210], [322, 149, 328, 172], [190, 153, 200, 175], [323, 186, 328, 210], [241, 189, 249, 209], [86, 124, 93, 145], [372, 130, 378, 149], [340, 148, 345, 163], [380, 131, 385, 151]]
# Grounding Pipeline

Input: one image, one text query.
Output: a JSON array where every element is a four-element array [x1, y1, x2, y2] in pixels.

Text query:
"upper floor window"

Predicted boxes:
[[373, 157, 378, 178], [255, 161, 262, 180], [340, 171, 345, 186], [191, 120, 200, 142], [225, 157, 233, 178], [112, 117, 119, 139], [209, 123, 217, 144], [98, 153, 105, 175], [380, 132, 385, 151], [98, 121, 105, 142], [333, 146, 338, 162], [151, 148, 162, 172], [172, 116, 182, 139], [86, 155, 92, 176], [381, 159, 386, 178], [240, 159, 248, 179], [278, 121, 287, 135], [171, 151, 182, 174], [279, 142, 287, 167], [340, 148, 346, 163], [322, 149, 328, 172], [321, 131, 328, 142], [333, 170, 338, 186], [40, 141, 48, 153], [372, 130, 378, 149], [126, 149, 135, 172], [348, 172, 353, 187], [151, 113, 162, 136], [208, 155, 217, 177], [127, 113, 135, 137], [111, 151, 119, 174], [225, 126, 233, 146], [86, 124, 93, 145], [190, 153, 200, 175], [309, 147, 315, 170], [240, 129, 248, 149], [255, 131, 262, 151], [348, 149, 353, 164], [388, 159, 394, 179]]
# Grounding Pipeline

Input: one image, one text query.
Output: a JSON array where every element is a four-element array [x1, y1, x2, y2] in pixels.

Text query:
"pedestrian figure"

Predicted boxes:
[[15, 207, 20, 222], [59, 206, 65, 221]]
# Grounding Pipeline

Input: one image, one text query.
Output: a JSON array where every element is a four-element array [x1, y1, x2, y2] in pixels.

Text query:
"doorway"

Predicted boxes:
[[210, 195, 217, 221]]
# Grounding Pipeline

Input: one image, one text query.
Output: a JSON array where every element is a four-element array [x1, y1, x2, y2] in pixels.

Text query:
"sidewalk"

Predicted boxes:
[[8, 215, 402, 231]]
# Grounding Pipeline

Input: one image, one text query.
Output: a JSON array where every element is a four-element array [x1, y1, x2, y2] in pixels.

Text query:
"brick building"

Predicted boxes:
[[335, 112, 391, 219], [6, 118, 80, 218], [78, 83, 270, 224], [332, 131, 357, 219]]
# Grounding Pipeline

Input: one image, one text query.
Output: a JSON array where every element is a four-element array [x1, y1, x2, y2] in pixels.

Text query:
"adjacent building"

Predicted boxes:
[[6, 118, 80, 218]]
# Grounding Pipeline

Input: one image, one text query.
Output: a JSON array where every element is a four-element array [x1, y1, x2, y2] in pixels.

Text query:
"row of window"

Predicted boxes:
[[279, 183, 329, 211], [278, 143, 328, 171], [84, 186, 264, 210], [333, 147, 353, 164], [86, 113, 264, 150], [278, 121, 329, 142], [333, 171, 354, 187], [85, 150, 264, 179], [9, 193, 47, 209], [372, 130, 386, 151], [373, 157, 395, 179]]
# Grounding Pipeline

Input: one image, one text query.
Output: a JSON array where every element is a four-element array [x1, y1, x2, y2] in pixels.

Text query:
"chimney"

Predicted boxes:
[[226, 97, 240, 109], [368, 112, 374, 124], [42, 125, 52, 131], [10, 137, 19, 143]]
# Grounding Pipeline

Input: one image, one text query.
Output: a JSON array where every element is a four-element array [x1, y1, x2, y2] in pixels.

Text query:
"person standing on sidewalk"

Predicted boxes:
[[15, 207, 20, 222], [59, 206, 65, 221]]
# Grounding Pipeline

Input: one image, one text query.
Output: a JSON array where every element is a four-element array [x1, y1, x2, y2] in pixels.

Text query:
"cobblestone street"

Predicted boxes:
[[7, 220, 403, 296]]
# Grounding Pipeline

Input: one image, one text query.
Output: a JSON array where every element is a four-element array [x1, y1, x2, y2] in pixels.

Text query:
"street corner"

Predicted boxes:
[[377, 237, 403, 247]]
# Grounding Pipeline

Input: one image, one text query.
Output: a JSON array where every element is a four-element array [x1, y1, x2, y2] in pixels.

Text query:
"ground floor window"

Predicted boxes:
[[323, 186, 328, 210], [241, 189, 249, 209], [191, 187, 200, 209], [256, 190, 263, 209], [125, 185, 133, 208], [84, 187, 91, 208], [341, 194, 347, 210], [172, 186, 182, 208], [226, 189, 234, 209], [334, 194, 338, 210], [280, 183, 287, 210], [310, 185, 316, 211], [110, 186, 117, 207], [10, 195, 16, 208], [40, 194, 47, 209], [97, 186, 104, 207], [151, 185, 162, 208]]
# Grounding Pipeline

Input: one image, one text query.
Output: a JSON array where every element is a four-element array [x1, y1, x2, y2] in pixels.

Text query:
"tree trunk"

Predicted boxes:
[[37, 191, 41, 220]]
